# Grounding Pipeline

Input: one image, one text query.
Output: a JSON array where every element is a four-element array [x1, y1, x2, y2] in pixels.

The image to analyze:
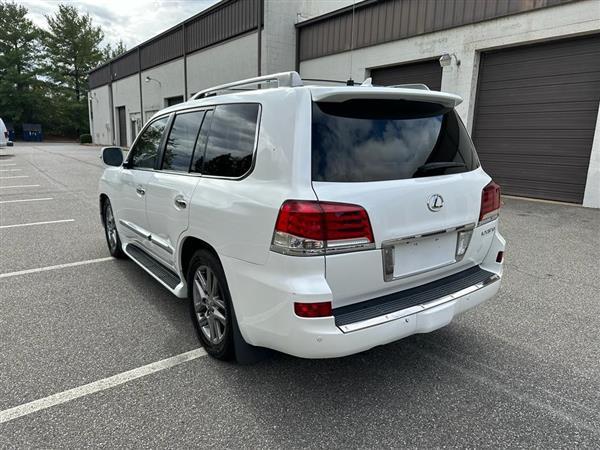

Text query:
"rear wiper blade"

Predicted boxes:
[[415, 162, 466, 172]]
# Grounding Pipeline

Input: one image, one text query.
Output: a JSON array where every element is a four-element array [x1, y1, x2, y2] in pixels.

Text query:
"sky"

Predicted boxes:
[[20, 0, 220, 49]]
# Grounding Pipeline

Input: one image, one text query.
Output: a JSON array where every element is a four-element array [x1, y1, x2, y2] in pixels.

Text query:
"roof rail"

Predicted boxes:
[[190, 71, 303, 100], [389, 83, 430, 91]]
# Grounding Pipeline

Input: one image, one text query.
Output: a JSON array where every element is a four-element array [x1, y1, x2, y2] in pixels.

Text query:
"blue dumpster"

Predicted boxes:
[[22, 123, 43, 142]]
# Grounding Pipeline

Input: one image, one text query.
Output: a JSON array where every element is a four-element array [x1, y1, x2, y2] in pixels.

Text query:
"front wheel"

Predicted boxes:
[[188, 250, 234, 360], [103, 200, 125, 259]]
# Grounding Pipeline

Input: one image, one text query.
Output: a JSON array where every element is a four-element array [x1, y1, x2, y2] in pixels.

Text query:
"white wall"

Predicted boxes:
[[299, 0, 600, 207], [141, 58, 185, 114], [111, 74, 141, 147], [89, 85, 112, 145], [187, 32, 258, 95]]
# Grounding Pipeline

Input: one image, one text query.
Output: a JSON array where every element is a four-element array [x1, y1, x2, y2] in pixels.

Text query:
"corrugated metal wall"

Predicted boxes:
[[89, 0, 261, 89], [297, 0, 576, 61]]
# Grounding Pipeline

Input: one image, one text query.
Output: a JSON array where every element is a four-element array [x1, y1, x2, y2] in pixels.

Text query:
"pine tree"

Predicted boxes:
[[42, 4, 105, 135], [0, 1, 42, 128]]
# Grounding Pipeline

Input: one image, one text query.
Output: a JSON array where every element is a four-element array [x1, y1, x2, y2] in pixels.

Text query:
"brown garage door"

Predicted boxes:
[[472, 34, 600, 203], [371, 59, 442, 91]]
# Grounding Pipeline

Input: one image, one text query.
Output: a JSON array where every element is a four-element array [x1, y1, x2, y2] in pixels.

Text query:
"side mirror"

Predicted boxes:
[[101, 147, 124, 167]]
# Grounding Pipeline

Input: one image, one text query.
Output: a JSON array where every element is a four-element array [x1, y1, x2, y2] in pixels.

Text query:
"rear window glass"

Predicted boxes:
[[311, 99, 479, 182], [202, 103, 259, 178]]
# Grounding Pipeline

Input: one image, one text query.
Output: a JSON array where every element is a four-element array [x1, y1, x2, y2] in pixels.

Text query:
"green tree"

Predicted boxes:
[[42, 4, 105, 135], [103, 39, 127, 62], [0, 1, 42, 129]]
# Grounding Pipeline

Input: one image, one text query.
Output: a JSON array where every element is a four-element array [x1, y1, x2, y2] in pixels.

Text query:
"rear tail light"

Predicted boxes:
[[479, 181, 501, 224], [271, 200, 375, 256], [3, 131, 7, 139], [294, 301, 332, 318]]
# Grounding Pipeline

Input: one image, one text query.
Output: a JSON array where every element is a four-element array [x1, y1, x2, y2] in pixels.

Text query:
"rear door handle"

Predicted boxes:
[[136, 186, 145, 196], [174, 195, 187, 209]]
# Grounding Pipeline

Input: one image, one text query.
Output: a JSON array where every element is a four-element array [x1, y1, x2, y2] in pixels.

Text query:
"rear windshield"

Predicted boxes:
[[311, 99, 479, 182]]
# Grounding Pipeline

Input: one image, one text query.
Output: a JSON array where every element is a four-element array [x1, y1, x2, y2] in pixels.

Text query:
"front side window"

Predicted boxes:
[[201, 104, 259, 178], [312, 99, 479, 182], [162, 111, 205, 172], [129, 116, 169, 169]]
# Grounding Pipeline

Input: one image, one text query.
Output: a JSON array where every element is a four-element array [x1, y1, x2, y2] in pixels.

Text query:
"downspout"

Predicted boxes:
[[108, 62, 116, 146], [138, 47, 144, 127], [183, 23, 188, 99], [257, 0, 262, 76]]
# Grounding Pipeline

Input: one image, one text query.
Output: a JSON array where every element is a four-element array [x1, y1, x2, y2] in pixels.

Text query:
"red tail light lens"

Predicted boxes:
[[294, 301, 332, 318], [479, 181, 501, 224], [271, 200, 375, 256]]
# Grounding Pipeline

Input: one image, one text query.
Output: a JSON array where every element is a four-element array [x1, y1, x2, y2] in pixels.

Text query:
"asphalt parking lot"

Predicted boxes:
[[1, 142, 599, 448]]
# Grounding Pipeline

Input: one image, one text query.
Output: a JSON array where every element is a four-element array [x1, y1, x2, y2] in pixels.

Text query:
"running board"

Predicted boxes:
[[124, 244, 186, 297]]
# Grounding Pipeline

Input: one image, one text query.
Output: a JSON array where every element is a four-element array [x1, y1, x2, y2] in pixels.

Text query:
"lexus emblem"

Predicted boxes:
[[427, 194, 444, 212]]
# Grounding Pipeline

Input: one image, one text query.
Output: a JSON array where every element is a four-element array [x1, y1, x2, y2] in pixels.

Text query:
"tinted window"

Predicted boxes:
[[312, 100, 479, 182], [191, 110, 213, 173], [162, 111, 205, 172], [202, 104, 259, 178], [130, 116, 168, 169]]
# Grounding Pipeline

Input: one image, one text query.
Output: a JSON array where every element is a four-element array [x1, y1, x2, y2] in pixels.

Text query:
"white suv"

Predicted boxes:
[[99, 72, 505, 361]]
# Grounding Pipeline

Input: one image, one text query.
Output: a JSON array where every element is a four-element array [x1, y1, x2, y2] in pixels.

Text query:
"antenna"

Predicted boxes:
[[347, 0, 356, 86]]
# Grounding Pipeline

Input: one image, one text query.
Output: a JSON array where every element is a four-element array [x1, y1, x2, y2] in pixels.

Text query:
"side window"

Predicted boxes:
[[162, 111, 205, 172], [191, 110, 213, 173], [129, 116, 169, 169], [202, 104, 259, 178]]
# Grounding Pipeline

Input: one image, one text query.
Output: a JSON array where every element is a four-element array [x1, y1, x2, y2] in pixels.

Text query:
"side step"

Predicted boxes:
[[126, 244, 181, 290], [333, 266, 498, 333]]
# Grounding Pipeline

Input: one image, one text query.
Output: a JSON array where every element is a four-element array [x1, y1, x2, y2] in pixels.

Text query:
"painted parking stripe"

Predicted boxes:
[[0, 169, 22, 172], [0, 197, 53, 204], [0, 257, 113, 279], [0, 348, 207, 424], [0, 219, 74, 229], [0, 175, 29, 180], [0, 185, 40, 189], [0, 163, 17, 166]]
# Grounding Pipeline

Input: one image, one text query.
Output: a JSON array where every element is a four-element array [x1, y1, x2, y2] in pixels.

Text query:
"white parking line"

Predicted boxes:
[[0, 163, 16, 166], [0, 219, 74, 229], [0, 169, 22, 172], [0, 348, 207, 424], [0, 197, 53, 204], [0, 175, 29, 179], [0, 185, 40, 189], [0, 257, 113, 279]]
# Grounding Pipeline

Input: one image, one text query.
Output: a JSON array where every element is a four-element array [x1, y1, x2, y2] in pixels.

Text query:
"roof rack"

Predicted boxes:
[[190, 71, 303, 100]]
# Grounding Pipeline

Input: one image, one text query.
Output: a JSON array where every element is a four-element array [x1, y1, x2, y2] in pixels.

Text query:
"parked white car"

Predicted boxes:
[[0, 118, 9, 147], [99, 72, 505, 361]]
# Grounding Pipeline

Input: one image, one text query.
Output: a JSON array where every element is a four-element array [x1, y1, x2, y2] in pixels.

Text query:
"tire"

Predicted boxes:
[[103, 200, 126, 259], [187, 249, 235, 360]]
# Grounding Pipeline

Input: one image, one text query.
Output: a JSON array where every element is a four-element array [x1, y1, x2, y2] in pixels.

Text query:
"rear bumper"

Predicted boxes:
[[221, 231, 505, 359]]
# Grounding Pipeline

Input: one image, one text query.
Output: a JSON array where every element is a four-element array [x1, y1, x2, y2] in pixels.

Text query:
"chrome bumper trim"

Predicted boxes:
[[338, 273, 500, 333]]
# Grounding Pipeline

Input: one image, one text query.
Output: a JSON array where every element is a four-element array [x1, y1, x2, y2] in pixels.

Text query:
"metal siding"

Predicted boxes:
[[111, 51, 139, 80], [89, 64, 111, 89], [370, 59, 443, 91], [472, 34, 600, 204], [297, 0, 577, 61], [89, 0, 259, 86]]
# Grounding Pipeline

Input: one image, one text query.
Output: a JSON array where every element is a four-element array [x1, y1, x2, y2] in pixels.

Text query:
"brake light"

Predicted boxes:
[[294, 301, 332, 318], [271, 200, 375, 256], [479, 181, 501, 224]]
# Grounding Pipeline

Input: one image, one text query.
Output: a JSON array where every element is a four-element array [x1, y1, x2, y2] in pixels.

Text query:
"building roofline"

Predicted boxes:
[[89, 0, 233, 75], [295, 0, 375, 28]]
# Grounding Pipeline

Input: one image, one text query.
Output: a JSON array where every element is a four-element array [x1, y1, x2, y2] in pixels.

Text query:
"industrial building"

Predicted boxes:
[[88, 0, 600, 207]]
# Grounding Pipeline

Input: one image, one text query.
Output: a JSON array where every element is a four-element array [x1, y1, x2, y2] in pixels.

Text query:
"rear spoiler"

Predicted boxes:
[[310, 87, 463, 108]]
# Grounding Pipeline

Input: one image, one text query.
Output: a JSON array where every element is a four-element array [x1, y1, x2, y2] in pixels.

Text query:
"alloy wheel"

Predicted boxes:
[[192, 265, 227, 344]]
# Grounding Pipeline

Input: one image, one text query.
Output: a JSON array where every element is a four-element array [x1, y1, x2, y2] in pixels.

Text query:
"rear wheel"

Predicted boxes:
[[188, 250, 234, 360], [103, 200, 125, 259]]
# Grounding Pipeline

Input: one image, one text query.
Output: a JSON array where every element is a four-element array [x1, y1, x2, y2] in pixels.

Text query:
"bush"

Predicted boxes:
[[80, 133, 92, 144]]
